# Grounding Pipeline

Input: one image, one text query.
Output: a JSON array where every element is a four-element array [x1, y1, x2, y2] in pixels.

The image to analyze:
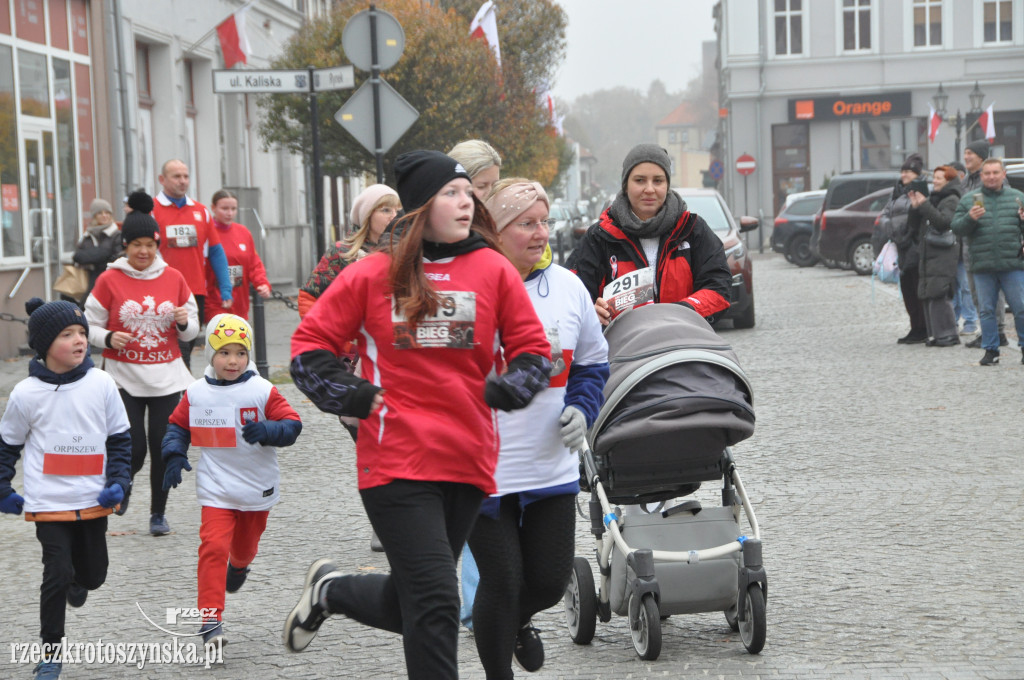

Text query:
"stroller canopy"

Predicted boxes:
[[590, 304, 755, 503]]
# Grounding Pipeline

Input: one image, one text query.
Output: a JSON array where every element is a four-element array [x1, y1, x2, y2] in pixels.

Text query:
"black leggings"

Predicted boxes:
[[36, 518, 108, 646], [324, 479, 484, 680], [468, 494, 576, 680], [119, 389, 181, 515]]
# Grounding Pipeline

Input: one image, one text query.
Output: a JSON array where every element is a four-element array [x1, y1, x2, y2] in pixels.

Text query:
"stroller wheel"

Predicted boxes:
[[563, 556, 597, 645], [739, 584, 766, 654], [724, 603, 739, 632], [628, 593, 662, 661]]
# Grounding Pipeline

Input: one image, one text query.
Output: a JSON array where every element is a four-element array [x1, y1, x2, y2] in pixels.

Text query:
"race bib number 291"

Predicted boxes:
[[602, 267, 655, 318], [393, 291, 476, 349]]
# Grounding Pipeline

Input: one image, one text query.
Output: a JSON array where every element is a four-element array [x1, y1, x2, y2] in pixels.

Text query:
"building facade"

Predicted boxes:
[[716, 0, 1024, 225], [0, 0, 322, 358], [656, 100, 712, 189]]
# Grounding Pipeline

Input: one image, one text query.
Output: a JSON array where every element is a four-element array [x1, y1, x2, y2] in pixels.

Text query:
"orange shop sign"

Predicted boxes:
[[788, 92, 911, 122]]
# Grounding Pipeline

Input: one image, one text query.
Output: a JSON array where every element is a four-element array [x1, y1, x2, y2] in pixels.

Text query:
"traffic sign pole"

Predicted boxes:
[[370, 6, 384, 184], [309, 66, 325, 260]]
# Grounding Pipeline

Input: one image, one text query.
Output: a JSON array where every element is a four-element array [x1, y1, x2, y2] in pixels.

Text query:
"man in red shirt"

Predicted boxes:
[[152, 159, 232, 367]]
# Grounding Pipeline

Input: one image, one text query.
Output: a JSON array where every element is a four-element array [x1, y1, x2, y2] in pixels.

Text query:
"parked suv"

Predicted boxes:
[[772, 189, 825, 267], [810, 171, 899, 265]]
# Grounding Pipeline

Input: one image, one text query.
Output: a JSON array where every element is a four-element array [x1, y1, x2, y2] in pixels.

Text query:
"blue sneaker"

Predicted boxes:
[[149, 514, 170, 536], [199, 619, 226, 646], [226, 562, 250, 594], [33, 660, 61, 679]]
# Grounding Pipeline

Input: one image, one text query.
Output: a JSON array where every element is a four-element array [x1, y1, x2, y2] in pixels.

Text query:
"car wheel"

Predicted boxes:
[[733, 296, 755, 329], [786, 234, 818, 268], [847, 237, 874, 276]]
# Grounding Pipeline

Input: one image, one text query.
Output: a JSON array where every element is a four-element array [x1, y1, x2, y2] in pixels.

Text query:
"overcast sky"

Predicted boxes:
[[551, 0, 718, 102]]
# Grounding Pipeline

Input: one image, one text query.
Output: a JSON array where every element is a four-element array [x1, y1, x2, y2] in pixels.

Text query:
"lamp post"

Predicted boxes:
[[931, 81, 986, 159]]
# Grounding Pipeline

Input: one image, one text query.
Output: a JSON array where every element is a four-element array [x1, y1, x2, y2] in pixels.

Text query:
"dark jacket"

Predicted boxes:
[[951, 185, 1024, 273], [72, 224, 123, 295], [910, 177, 962, 299], [566, 207, 731, 322], [880, 182, 918, 270]]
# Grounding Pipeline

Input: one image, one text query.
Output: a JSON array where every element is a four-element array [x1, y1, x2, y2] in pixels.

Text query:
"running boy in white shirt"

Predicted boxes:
[[161, 314, 302, 646], [0, 298, 132, 680]]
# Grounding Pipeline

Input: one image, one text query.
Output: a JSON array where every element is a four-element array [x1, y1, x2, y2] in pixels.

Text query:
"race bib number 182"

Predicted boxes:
[[602, 267, 655, 318], [393, 291, 476, 349]]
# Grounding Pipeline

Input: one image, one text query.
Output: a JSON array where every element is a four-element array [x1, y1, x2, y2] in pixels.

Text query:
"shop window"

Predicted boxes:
[[860, 118, 927, 171], [913, 0, 941, 47], [843, 0, 871, 51], [774, 0, 803, 55], [0, 45, 23, 259], [14, 0, 45, 44], [49, 0, 68, 50], [18, 50, 49, 117], [983, 1, 1012, 42], [53, 58, 78, 254]]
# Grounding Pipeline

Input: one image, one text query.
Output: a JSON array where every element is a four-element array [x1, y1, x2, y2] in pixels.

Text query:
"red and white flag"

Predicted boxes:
[[928, 103, 941, 143], [976, 103, 995, 142], [469, 1, 501, 69], [217, 4, 252, 69]]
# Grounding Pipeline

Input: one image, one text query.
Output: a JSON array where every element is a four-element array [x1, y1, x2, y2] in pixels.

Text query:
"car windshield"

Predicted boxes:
[[677, 195, 730, 237], [787, 196, 824, 216]]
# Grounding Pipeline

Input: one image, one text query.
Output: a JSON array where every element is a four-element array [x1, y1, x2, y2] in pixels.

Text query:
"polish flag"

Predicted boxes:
[[469, 1, 501, 69], [928, 103, 941, 143], [976, 103, 995, 142], [217, 5, 252, 69]]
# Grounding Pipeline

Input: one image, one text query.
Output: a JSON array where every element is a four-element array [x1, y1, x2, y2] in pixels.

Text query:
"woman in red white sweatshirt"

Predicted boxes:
[[283, 150, 551, 680], [84, 191, 199, 538]]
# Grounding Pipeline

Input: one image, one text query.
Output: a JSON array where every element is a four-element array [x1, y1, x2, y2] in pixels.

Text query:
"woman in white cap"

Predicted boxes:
[[298, 184, 401, 318], [469, 178, 608, 677], [567, 143, 731, 325], [284, 150, 551, 680]]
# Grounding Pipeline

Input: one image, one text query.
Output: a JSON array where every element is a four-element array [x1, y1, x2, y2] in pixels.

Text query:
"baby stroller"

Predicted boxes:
[[563, 304, 766, 660]]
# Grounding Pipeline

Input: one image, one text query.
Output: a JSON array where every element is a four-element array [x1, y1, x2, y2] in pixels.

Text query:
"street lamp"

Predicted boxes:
[[931, 81, 986, 159]]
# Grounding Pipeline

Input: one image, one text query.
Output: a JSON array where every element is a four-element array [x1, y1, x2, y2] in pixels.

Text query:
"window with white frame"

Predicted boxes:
[[913, 0, 942, 47], [842, 0, 871, 51], [774, 0, 803, 55], [983, 0, 1012, 42]]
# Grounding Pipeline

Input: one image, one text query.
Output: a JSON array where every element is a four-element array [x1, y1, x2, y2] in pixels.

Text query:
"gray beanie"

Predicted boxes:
[[621, 144, 672, 193], [90, 198, 113, 217], [965, 140, 990, 160]]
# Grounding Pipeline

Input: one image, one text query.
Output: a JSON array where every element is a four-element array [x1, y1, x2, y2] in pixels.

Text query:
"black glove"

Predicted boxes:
[[162, 455, 192, 491], [484, 353, 551, 412]]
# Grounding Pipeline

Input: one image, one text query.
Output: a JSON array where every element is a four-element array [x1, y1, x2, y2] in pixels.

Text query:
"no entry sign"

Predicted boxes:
[[736, 153, 757, 176]]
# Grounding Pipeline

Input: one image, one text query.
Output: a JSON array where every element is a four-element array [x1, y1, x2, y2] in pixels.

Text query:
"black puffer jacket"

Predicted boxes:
[[909, 177, 962, 300], [880, 182, 917, 270]]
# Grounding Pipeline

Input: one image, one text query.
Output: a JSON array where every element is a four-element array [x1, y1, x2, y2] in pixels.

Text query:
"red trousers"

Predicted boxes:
[[198, 506, 269, 620]]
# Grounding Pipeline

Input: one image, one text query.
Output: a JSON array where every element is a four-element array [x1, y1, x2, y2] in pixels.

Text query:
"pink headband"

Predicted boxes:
[[484, 182, 549, 232]]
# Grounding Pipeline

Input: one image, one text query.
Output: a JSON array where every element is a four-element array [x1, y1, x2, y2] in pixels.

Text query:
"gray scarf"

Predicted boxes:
[[608, 190, 685, 239]]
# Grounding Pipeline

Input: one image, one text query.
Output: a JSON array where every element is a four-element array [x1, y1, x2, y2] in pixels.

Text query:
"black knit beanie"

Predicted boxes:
[[965, 140, 990, 160], [621, 144, 672, 193], [393, 150, 471, 214], [26, 297, 88, 359], [900, 153, 924, 176], [121, 191, 160, 245]]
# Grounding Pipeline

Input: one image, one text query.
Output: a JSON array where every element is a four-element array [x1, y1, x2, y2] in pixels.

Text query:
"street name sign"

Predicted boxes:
[[313, 65, 356, 92], [213, 69, 310, 94]]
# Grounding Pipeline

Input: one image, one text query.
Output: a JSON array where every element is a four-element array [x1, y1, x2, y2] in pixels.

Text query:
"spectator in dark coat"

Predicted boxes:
[[908, 165, 962, 346], [880, 153, 926, 344], [72, 199, 123, 299]]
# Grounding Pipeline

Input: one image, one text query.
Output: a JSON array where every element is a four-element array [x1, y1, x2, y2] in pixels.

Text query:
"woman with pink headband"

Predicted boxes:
[[470, 179, 609, 677]]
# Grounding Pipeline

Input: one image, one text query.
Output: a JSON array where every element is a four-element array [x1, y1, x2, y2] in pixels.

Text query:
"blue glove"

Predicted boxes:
[[0, 491, 24, 515], [162, 455, 192, 491], [96, 483, 124, 509], [242, 421, 269, 444]]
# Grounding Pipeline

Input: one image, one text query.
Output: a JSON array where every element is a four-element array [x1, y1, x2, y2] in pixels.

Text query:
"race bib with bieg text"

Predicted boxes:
[[393, 291, 476, 349], [166, 224, 198, 248], [603, 267, 655, 319]]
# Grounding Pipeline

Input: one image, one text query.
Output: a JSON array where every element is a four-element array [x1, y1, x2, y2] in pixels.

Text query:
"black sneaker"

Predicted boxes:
[[999, 333, 1009, 347], [932, 336, 960, 347], [66, 582, 87, 608], [965, 335, 983, 348], [980, 349, 1000, 366], [199, 618, 226, 646], [897, 332, 927, 345], [150, 514, 170, 536], [283, 559, 343, 652], [226, 562, 250, 594], [370, 529, 384, 553], [513, 621, 544, 672]]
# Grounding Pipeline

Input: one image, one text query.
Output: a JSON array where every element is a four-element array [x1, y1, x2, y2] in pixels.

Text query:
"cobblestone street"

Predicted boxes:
[[1, 253, 1022, 679]]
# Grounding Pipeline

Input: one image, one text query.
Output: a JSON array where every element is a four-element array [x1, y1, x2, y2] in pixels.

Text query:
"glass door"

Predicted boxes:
[[23, 129, 59, 298]]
